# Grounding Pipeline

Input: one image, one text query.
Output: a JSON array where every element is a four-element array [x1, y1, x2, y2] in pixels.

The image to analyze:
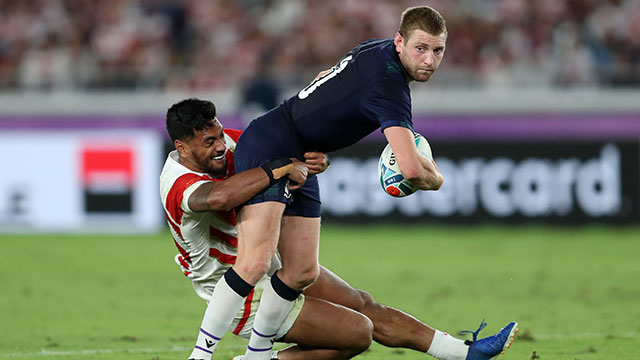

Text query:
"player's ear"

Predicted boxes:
[[394, 32, 404, 52], [175, 139, 190, 157]]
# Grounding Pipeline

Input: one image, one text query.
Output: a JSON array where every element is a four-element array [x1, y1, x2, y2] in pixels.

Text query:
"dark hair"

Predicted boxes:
[[398, 6, 447, 38], [166, 98, 217, 142]]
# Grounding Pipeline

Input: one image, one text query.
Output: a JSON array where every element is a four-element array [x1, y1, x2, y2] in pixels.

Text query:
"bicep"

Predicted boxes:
[[186, 182, 217, 212], [383, 126, 423, 179], [383, 126, 418, 162]]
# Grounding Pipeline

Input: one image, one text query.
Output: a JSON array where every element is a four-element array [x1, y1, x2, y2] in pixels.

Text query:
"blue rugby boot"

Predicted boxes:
[[461, 320, 518, 359]]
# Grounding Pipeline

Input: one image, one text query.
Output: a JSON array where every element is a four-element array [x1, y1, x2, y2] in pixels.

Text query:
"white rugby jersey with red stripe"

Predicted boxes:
[[160, 128, 243, 301]]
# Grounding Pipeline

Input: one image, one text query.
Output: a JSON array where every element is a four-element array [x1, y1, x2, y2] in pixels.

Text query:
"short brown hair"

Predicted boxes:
[[398, 6, 447, 38]]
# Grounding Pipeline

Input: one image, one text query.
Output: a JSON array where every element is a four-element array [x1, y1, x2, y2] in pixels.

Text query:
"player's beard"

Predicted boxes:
[[194, 150, 227, 177], [209, 163, 227, 178], [414, 70, 433, 82], [408, 65, 435, 82]]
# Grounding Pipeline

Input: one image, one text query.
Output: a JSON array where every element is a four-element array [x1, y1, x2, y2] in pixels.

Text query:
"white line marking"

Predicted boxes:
[[533, 332, 638, 340], [0, 345, 246, 358]]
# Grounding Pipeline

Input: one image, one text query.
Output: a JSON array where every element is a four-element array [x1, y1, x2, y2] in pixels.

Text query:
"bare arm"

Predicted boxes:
[[383, 126, 443, 190], [188, 158, 308, 212]]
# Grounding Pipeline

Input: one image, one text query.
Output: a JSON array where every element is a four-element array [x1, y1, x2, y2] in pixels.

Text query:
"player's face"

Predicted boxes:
[[178, 118, 228, 176], [394, 29, 446, 83]]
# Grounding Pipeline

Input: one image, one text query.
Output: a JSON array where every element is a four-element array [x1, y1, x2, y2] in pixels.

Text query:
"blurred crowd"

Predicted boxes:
[[0, 0, 639, 93]]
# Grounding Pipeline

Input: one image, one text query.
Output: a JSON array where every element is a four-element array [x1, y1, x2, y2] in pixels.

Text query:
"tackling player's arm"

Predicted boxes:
[[304, 151, 331, 174], [383, 126, 443, 190], [188, 158, 308, 212]]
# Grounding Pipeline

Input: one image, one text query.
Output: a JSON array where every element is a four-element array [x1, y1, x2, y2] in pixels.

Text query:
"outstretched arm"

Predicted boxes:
[[188, 158, 308, 212], [383, 126, 443, 190]]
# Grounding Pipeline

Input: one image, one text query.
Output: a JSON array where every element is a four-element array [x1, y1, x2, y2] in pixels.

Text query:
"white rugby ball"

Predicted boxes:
[[378, 132, 433, 197]]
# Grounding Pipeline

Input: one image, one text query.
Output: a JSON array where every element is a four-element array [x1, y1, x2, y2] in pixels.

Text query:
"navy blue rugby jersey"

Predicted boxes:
[[281, 38, 413, 153]]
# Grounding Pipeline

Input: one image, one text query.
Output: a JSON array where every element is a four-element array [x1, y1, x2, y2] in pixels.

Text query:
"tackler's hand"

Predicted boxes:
[[288, 158, 309, 190], [304, 152, 331, 174]]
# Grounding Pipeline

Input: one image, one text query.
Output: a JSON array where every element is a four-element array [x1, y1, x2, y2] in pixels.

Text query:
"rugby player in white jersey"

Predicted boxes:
[[160, 98, 516, 360]]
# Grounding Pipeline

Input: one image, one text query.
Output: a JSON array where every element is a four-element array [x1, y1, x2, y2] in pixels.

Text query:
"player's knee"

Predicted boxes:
[[300, 264, 320, 288], [286, 264, 319, 290], [235, 258, 272, 285], [350, 312, 374, 354]]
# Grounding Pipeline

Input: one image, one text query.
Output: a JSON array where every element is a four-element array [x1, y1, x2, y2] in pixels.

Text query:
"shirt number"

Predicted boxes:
[[298, 55, 353, 99]]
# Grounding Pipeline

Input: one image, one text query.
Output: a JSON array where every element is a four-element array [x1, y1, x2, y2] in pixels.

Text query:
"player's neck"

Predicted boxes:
[[178, 156, 204, 174]]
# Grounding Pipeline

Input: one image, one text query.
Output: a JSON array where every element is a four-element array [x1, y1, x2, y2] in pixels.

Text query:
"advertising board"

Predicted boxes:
[[0, 130, 163, 232], [319, 140, 639, 223]]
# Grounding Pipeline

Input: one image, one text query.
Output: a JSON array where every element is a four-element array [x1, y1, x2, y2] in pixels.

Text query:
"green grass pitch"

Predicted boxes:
[[1, 225, 639, 359]]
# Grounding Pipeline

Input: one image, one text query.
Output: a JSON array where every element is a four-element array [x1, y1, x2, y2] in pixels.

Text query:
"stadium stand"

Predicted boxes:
[[1, 0, 639, 92]]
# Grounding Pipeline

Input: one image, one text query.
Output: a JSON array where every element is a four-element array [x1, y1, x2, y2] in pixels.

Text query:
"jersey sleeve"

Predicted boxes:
[[360, 75, 413, 132], [164, 173, 215, 223], [181, 180, 212, 213]]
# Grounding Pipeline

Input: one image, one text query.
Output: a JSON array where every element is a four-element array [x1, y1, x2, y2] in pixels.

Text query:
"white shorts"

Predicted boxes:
[[210, 277, 305, 340]]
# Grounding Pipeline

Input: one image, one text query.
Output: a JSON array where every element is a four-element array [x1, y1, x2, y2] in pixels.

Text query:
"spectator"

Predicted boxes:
[[1, 0, 639, 91]]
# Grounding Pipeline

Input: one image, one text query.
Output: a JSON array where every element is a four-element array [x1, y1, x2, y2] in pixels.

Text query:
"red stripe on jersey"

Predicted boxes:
[[176, 254, 191, 270], [209, 226, 238, 247], [222, 128, 241, 178], [174, 239, 192, 264], [224, 152, 236, 179], [233, 289, 255, 335], [209, 248, 237, 264], [224, 128, 243, 142], [166, 214, 184, 240], [165, 173, 213, 225]]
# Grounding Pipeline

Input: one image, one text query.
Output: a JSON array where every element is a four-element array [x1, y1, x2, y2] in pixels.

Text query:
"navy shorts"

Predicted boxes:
[[234, 109, 321, 218]]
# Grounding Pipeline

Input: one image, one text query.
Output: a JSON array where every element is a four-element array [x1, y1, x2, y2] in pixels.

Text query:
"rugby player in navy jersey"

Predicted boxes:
[[166, 99, 514, 360], [198, 6, 517, 360]]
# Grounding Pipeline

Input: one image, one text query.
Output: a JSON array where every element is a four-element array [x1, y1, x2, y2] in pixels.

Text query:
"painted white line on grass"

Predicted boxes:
[[533, 331, 638, 340], [0, 344, 245, 358], [1, 333, 638, 358]]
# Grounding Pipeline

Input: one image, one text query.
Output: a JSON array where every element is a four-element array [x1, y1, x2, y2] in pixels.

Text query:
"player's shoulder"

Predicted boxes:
[[350, 38, 394, 63], [350, 38, 406, 83], [223, 128, 243, 142], [351, 38, 393, 54]]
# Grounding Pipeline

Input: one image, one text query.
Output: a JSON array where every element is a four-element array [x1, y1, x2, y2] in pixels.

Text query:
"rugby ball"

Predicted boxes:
[[378, 133, 433, 197]]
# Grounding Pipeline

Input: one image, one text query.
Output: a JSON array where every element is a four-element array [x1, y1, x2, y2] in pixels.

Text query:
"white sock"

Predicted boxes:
[[189, 273, 250, 360], [426, 330, 470, 360], [244, 274, 300, 360]]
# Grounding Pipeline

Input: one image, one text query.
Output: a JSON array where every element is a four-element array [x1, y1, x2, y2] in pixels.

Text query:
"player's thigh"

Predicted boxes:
[[282, 296, 373, 350], [278, 215, 321, 281], [303, 266, 368, 312], [235, 202, 286, 283]]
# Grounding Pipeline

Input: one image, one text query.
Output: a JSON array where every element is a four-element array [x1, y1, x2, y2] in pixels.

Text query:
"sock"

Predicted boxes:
[[426, 330, 470, 360], [189, 268, 253, 360], [244, 272, 301, 360]]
